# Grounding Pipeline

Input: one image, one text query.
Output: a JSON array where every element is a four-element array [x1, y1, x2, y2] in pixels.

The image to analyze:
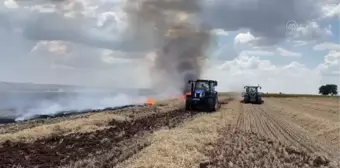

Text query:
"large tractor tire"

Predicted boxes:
[[207, 97, 218, 112], [256, 97, 263, 104]]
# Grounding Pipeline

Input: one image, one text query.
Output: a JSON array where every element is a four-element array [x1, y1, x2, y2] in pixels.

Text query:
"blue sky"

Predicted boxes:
[[0, 0, 339, 94]]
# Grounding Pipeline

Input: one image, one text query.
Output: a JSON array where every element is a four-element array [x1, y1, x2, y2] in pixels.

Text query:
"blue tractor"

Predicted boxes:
[[185, 79, 220, 112]]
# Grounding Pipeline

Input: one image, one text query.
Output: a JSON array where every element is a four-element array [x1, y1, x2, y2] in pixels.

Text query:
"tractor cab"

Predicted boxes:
[[188, 79, 217, 96], [245, 86, 260, 93]]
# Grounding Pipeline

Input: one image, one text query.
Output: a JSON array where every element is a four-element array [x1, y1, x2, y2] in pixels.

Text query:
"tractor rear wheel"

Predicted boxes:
[[207, 97, 217, 112]]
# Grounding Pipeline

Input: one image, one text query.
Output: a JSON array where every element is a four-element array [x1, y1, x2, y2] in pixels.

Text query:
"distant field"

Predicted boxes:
[[219, 92, 339, 99], [263, 93, 340, 98]]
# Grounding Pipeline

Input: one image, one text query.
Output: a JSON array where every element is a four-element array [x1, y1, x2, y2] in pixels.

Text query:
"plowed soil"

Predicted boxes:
[[201, 97, 339, 168], [201, 130, 334, 168], [0, 105, 197, 168], [0, 97, 338, 168], [236, 103, 330, 155]]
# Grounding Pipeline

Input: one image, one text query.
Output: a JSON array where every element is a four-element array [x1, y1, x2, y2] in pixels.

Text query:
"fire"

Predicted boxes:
[[179, 92, 191, 100], [146, 98, 156, 105], [144, 92, 191, 105]]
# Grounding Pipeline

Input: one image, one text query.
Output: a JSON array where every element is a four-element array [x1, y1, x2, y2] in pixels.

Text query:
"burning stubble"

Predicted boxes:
[[124, 0, 212, 94]]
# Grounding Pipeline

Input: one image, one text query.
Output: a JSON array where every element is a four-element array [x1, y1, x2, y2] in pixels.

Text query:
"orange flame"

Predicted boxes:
[[179, 92, 191, 100], [146, 98, 156, 105]]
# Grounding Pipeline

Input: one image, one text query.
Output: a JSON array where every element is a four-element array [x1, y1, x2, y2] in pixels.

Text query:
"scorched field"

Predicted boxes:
[[0, 95, 339, 168]]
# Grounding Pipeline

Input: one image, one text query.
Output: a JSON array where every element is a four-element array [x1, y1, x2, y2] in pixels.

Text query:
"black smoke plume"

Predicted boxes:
[[123, 0, 212, 94]]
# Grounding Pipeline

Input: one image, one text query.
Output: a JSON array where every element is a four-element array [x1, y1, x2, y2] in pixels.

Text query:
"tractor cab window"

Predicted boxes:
[[210, 82, 215, 91], [249, 87, 256, 92], [195, 81, 209, 90]]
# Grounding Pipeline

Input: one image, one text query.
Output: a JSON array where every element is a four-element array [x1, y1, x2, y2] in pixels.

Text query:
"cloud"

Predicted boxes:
[[31, 40, 69, 54], [211, 29, 228, 36], [313, 42, 340, 71], [287, 22, 332, 42], [4, 0, 18, 9], [276, 47, 302, 57], [234, 32, 255, 45], [0, 0, 338, 94], [203, 53, 323, 94], [234, 47, 301, 58], [289, 40, 309, 47], [3, 0, 328, 52], [202, 0, 324, 45], [314, 42, 340, 51], [321, 3, 340, 19], [324, 50, 340, 65], [331, 70, 340, 75], [239, 50, 275, 57]]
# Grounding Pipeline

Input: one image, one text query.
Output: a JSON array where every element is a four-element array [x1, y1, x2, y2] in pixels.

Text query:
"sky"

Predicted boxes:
[[0, 0, 339, 94]]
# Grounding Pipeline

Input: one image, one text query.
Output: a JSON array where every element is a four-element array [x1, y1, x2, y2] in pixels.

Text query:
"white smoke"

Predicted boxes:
[[14, 92, 141, 122]]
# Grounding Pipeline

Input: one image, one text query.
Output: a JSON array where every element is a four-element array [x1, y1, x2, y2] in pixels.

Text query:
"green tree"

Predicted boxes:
[[319, 84, 338, 95]]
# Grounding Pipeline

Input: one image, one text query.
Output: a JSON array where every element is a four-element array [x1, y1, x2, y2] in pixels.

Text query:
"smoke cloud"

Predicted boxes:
[[123, 0, 212, 94], [0, 0, 215, 121], [13, 92, 141, 121]]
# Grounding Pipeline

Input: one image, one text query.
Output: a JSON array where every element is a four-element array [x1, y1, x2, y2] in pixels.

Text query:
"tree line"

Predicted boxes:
[[319, 84, 338, 95]]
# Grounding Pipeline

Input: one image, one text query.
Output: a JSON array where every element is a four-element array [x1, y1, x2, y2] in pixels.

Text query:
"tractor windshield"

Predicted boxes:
[[249, 87, 257, 92], [195, 81, 209, 90], [246, 87, 257, 92]]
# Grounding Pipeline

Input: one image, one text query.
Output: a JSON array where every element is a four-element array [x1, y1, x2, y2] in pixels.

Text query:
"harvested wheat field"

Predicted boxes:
[[0, 96, 339, 168]]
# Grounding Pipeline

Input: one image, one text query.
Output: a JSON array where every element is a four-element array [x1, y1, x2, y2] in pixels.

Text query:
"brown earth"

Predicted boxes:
[[201, 130, 334, 168], [0, 99, 181, 135], [264, 98, 340, 157], [0, 102, 200, 168], [0, 96, 338, 168], [201, 97, 339, 168]]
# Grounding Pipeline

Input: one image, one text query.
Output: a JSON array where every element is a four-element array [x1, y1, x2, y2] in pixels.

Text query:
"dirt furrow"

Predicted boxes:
[[272, 98, 339, 121], [280, 97, 339, 108], [238, 103, 331, 159], [202, 130, 335, 168], [0, 106, 198, 168], [248, 105, 256, 133], [251, 105, 276, 140], [235, 103, 245, 132], [256, 105, 307, 148], [266, 99, 340, 158], [258, 105, 329, 155], [202, 101, 337, 168], [269, 103, 335, 135], [240, 104, 294, 143]]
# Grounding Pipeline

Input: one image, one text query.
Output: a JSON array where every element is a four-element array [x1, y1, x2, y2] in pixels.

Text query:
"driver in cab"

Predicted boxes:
[[200, 83, 209, 90]]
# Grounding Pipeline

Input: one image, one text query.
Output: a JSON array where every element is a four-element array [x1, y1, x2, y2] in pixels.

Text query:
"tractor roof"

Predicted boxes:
[[244, 85, 262, 89], [195, 79, 217, 82], [188, 79, 218, 86]]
